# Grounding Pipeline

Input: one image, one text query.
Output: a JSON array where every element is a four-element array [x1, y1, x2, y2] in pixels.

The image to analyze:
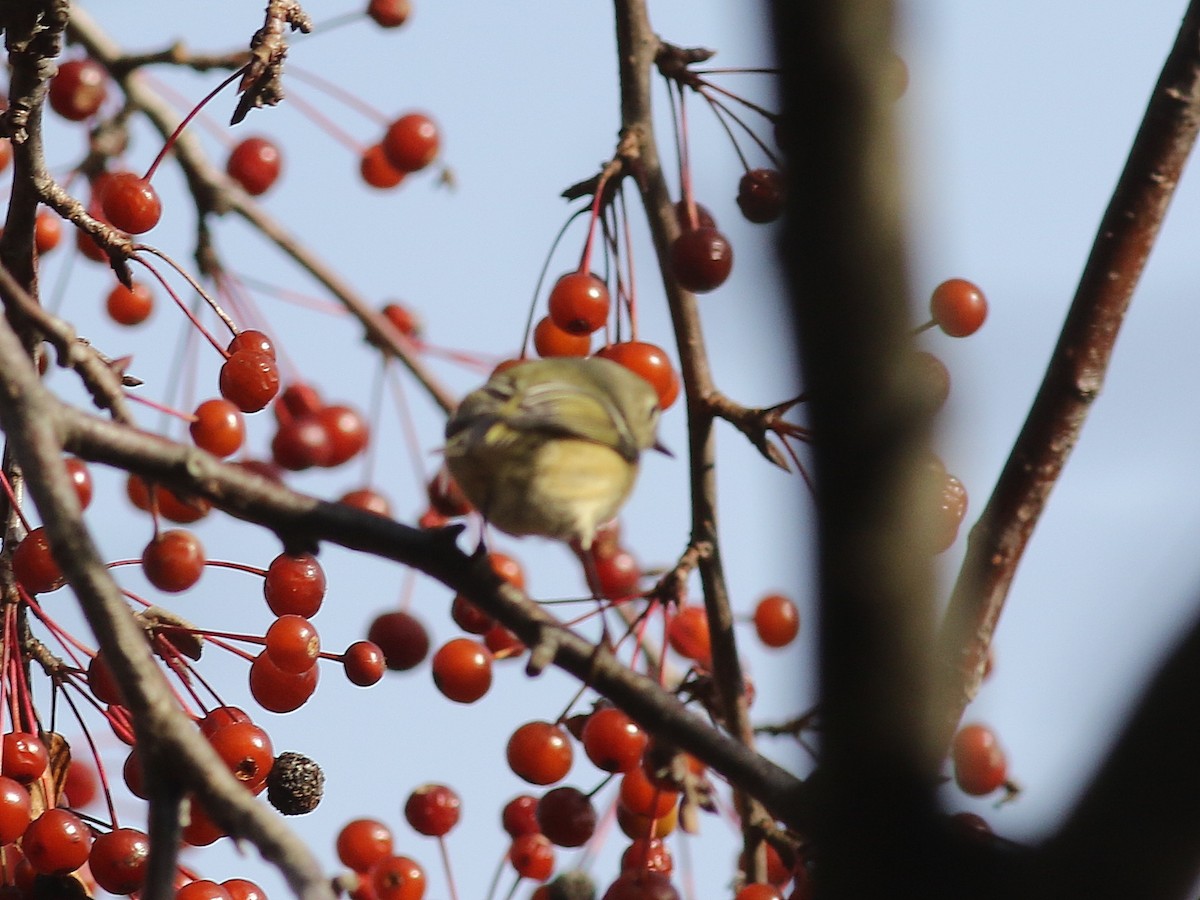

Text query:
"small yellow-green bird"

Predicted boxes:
[[444, 357, 664, 550]]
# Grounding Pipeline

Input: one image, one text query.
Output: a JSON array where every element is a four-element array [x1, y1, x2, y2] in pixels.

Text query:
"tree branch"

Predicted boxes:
[[935, 0, 1200, 747]]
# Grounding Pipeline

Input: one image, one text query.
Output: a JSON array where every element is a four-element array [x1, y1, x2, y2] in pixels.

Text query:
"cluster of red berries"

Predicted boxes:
[[360, 112, 440, 190], [270, 382, 370, 472]]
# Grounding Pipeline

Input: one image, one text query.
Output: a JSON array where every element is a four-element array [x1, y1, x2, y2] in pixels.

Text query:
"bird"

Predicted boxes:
[[444, 357, 664, 550]]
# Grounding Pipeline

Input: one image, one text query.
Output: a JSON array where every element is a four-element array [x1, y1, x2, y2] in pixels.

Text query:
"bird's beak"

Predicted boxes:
[[653, 439, 674, 458]]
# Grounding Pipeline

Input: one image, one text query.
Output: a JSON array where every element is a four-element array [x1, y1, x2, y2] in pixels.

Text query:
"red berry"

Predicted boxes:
[[228, 329, 277, 359], [190, 398, 246, 457], [381, 302, 422, 339], [548, 272, 610, 336], [581, 708, 647, 774], [249, 651, 319, 713], [670, 227, 733, 293], [536, 787, 596, 848], [88, 654, 122, 705], [484, 622, 525, 659], [208, 721, 274, 792], [501, 794, 540, 838], [602, 871, 680, 900], [49, 58, 107, 121], [450, 594, 493, 635], [507, 721, 572, 786], [915, 350, 951, 411], [619, 767, 678, 819], [616, 802, 677, 840], [317, 404, 370, 466], [666, 605, 711, 666], [931, 472, 968, 554], [592, 547, 641, 600], [367, 0, 411, 27], [736, 168, 785, 224], [22, 809, 92, 875], [367, 610, 430, 671], [142, 529, 205, 593], [178, 880, 233, 900], [427, 466, 472, 517], [126, 475, 211, 523], [0, 777, 31, 844], [64, 456, 94, 509], [930, 278, 987, 337], [227, 137, 283, 196], [337, 818, 393, 872], [370, 856, 425, 900], [105, 281, 154, 326], [404, 783, 461, 837], [753, 593, 800, 648], [35, 209, 63, 254], [271, 417, 334, 470], [64, 759, 98, 807], [181, 801, 227, 847], [343, 641, 386, 686], [1, 733, 47, 785], [223, 879, 267, 900], [621, 838, 673, 875], [952, 723, 1008, 796], [198, 706, 252, 738], [360, 144, 406, 189], [100, 172, 161, 234], [12, 527, 64, 593], [673, 200, 716, 231], [509, 833, 555, 881], [340, 488, 392, 517], [264, 553, 326, 617], [430, 638, 493, 703], [534, 316, 591, 358], [89, 827, 150, 895], [265, 615, 321, 674], [595, 341, 679, 409], [382, 113, 439, 173], [220, 350, 281, 413]]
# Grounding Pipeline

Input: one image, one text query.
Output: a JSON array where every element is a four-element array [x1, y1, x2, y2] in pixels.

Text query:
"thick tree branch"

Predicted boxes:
[[935, 0, 1200, 746], [613, 0, 773, 878]]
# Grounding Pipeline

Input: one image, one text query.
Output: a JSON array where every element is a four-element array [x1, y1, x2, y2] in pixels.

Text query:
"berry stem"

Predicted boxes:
[[701, 93, 753, 173], [0, 470, 33, 533], [286, 91, 368, 155], [700, 88, 782, 170], [578, 166, 615, 277], [437, 835, 461, 900], [56, 688, 121, 825], [519, 207, 590, 358], [142, 66, 248, 182], [132, 248, 238, 344], [287, 64, 391, 126]]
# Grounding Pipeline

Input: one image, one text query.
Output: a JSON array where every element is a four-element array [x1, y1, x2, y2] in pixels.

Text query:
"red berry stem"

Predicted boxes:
[[200, 560, 268, 578], [0, 470, 33, 532], [124, 392, 195, 422], [668, 80, 700, 232], [23, 596, 94, 659], [54, 688, 121, 826], [577, 166, 615, 277], [698, 77, 780, 125], [286, 90, 367, 155], [700, 93, 753, 173], [132, 250, 236, 349], [519, 207, 591, 358], [692, 66, 780, 76], [287, 64, 391, 127], [616, 184, 639, 339], [386, 364, 437, 495], [913, 318, 936, 335], [142, 65, 249, 182], [140, 70, 234, 145], [436, 834, 461, 900]]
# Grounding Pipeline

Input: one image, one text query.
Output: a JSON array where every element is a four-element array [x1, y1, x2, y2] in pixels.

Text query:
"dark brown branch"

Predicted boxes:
[[613, 0, 772, 877], [934, 0, 1200, 748], [52, 400, 810, 829]]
